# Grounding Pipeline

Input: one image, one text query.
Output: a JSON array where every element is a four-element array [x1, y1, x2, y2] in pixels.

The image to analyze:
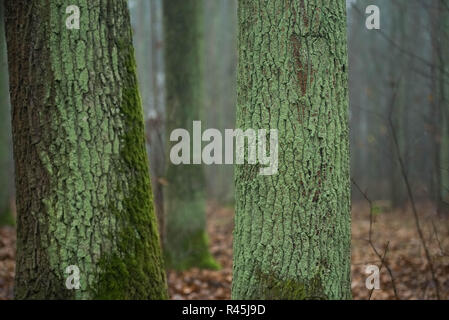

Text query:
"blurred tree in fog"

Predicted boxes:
[[0, 0, 14, 226], [432, 0, 449, 212], [163, 0, 219, 270], [203, 0, 237, 206], [129, 0, 237, 269]]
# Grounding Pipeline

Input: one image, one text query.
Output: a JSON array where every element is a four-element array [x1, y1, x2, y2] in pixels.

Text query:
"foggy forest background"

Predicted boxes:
[[1, 0, 449, 300]]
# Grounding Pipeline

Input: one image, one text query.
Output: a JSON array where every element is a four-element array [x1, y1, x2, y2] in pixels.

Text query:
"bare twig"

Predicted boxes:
[[431, 220, 448, 257], [369, 242, 391, 300], [352, 179, 400, 300]]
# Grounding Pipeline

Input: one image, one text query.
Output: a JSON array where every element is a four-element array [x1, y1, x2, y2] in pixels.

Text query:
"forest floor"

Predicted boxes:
[[170, 201, 449, 300], [1, 201, 449, 300]]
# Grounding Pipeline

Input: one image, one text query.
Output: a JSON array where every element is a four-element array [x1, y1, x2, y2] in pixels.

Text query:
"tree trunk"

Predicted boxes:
[[5, 0, 168, 299], [148, 0, 167, 240], [163, 0, 219, 270], [232, 0, 351, 299], [439, 1, 449, 211], [0, 0, 14, 226], [204, 0, 237, 205], [430, 0, 444, 214]]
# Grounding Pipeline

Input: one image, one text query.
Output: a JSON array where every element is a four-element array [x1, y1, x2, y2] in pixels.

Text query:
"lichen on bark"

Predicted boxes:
[[232, 0, 352, 300]]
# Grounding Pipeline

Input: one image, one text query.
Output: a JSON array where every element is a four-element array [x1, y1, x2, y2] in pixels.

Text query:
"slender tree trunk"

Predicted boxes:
[[429, 0, 445, 214], [439, 1, 449, 211], [5, 0, 167, 299], [204, 0, 237, 205], [232, 0, 351, 299], [163, 0, 218, 270], [0, 0, 14, 226], [390, 2, 409, 209], [149, 0, 166, 239]]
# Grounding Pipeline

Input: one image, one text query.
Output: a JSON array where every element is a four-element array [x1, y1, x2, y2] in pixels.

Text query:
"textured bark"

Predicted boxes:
[[163, 0, 218, 270], [232, 0, 351, 299], [5, 0, 167, 299]]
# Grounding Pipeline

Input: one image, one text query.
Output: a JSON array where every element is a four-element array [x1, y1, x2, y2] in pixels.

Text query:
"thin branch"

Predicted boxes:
[[352, 179, 400, 300], [431, 220, 448, 257], [369, 242, 391, 300]]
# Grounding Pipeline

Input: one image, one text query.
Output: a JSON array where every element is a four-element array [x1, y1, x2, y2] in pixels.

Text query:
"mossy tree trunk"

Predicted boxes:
[[232, 0, 351, 299], [5, 0, 168, 299], [163, 0, 218, 271]]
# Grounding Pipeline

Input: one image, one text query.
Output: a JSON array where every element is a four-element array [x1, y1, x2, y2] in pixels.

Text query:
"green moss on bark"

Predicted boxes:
[[164, 230, 220, 271], [94, 44, 168, 299], [253, 268, 327, 300]]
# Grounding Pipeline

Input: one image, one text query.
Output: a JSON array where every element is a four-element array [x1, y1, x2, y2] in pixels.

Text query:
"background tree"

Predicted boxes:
[[435, 0, 449, 210], [0, 0, 14, 226], [163, 0, 219, 270], [203, 0, 238, 205], [5, 0, 167, 299], [232, 0, 351, 299]]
